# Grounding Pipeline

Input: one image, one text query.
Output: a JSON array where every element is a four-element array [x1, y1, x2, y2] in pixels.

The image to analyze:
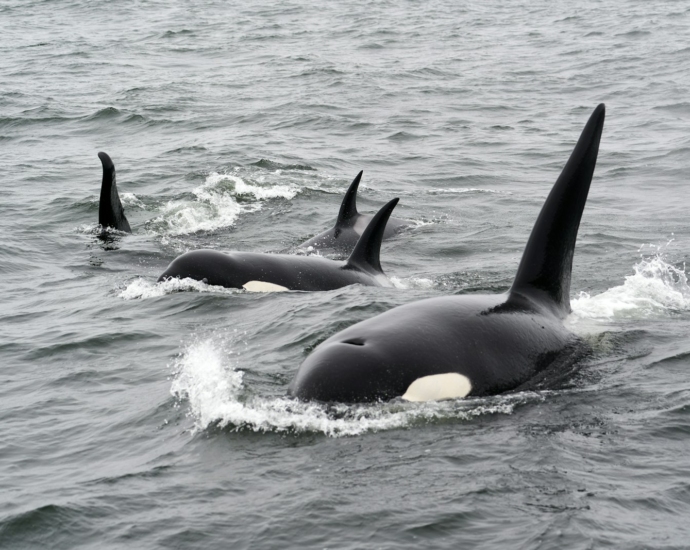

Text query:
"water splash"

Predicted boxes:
[[571, 255, 690, 323], [170, 337, 536, 437], [147, 171, 298, 236], [390, 276, 435, 290], [119, 193, 146, 209], [119, 277, 237, 300], [206, 172, 298, 201]]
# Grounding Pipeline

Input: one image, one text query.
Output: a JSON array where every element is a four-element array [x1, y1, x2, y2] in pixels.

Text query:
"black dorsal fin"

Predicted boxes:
[[510, 104, 605, 318], [98, 152, 132, 233], [335, 171, 362, 233], [345, 198, 399, 274]]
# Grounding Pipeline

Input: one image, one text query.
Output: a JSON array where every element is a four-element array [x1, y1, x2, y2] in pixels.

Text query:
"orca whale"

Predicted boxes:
[[98, 152, 132, 233], [288, 104, 606, 403], [299, 171, 408, 255], [158, 198, 400, 291]]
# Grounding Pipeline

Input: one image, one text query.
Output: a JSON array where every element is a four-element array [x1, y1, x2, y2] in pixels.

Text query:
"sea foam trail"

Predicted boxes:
[[148, 171, 298, 236], [170, 337, 528, 437], [571, 256, 690, 323]]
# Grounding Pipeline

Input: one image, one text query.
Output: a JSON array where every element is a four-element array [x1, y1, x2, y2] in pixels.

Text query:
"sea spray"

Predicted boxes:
[[170, 336, 534, 437], [571, 255, 690, 322], [147, 172, 298, 236], [119, 277, 238, 300]]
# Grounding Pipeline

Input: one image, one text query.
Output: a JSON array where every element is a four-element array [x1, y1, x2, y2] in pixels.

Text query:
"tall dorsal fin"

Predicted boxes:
[[345, 198, 399, 274], [335, 171, 362, 232], [510, 104, 605, 318], [98, 152, 132, 233]]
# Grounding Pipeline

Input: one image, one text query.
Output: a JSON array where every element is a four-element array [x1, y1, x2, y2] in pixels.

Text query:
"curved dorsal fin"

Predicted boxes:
[[510, 104, 605, 318], [335, 171, 362, 231], [345, 198, 399, 274], [98, 152, 132, 233]]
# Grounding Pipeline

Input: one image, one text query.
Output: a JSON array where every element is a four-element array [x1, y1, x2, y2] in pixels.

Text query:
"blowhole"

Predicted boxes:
[[343, 339, 365, 346]]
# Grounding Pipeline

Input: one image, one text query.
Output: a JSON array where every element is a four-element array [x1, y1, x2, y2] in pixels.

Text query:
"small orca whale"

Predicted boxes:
[[288, 104, 606, 403], [98, 152, 132, 233], [299, 171, 408, 255], [158, 198, 400, 291]]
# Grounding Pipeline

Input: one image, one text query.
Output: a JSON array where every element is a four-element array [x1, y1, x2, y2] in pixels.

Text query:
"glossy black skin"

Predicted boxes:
[[158, 198, 400, 291], [98, 152, 131, 233], [289, 104, 606, 403], [287, 293, 580, 402], [299, 171, 408, 256], [300, 215, 407, 256], [157, 249, 389, 291]]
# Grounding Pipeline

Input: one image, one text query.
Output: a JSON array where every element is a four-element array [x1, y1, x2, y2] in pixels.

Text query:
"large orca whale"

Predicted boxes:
[[299, 171, 408, 255], [158, 198, 400, 291], [97, 152, 132, 233], [288, 104, 606, 403]]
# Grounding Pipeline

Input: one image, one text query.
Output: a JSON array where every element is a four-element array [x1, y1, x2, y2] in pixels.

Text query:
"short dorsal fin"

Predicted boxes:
[[345, 198, 399, 274], [510, 104, 605, 318], [335, 171, 362, 232], [98, 152, 132, 233]]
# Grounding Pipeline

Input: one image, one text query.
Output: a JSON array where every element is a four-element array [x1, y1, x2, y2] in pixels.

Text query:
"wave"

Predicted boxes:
[[119, 277, 238, 300], [170, 337, 539, 438], [119, 193, 147, 209], [207, 172, 298, 201], [570, 255, 690, 324], [146, 171, 297, 236], [390, 276, 435, 290], [81, 166, 442, 238]]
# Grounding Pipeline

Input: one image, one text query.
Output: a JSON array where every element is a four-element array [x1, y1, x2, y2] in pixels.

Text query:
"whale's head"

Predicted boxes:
[[289, 333, 474, 403], [289, 301, 481, 405], [158, 249, 241, 288], [288, 337, 403, 403]]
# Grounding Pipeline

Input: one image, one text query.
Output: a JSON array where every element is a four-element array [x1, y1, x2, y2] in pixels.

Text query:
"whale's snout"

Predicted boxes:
[[288, 340, 403, 403]]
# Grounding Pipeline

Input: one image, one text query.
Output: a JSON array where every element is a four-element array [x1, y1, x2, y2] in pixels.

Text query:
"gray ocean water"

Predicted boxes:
[[2, 1, 690, 548]]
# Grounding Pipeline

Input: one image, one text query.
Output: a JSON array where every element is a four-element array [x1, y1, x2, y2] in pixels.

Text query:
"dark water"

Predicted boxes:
[[3, 1, 690, 548]]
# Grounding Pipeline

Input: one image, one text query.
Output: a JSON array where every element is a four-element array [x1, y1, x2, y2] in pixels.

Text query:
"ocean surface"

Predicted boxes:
[[2, 0, 690, 548]]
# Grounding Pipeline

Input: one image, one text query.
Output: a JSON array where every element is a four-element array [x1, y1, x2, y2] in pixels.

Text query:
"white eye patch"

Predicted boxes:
[[402, 373, 472, 402], [242, 281, 289, 293]]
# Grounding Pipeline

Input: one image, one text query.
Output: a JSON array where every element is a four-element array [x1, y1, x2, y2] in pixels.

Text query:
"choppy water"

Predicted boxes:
[[2, 0, 690, 548]]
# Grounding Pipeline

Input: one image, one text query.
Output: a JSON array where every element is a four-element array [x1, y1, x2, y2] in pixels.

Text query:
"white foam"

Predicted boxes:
[[76, 223, 129, 235], [151, 183, 244, 236], [76, 223, 99, 234], [570, 256, 690, 325], [120, 193, 145, 209], [207, 172, 298, 201], [390, 276, 434, 289], [119, 277, 236, 300], [408, 218, 437, 228], [149, 172, 297, 236], [170, 337, 536, 437]]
